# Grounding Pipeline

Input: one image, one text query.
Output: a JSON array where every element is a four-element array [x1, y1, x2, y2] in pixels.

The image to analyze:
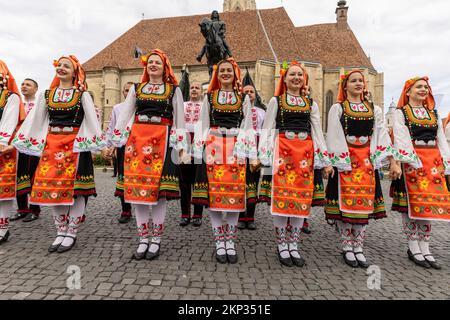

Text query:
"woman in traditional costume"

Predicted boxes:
[[257, 61, 332, 268], [13, 56, 105, 253], [325, 70, 401, 268], [0, 60, 26, 244], [192, 58, 255, 264], [110, 49, 188, 261], [391, 76, 450, 270]]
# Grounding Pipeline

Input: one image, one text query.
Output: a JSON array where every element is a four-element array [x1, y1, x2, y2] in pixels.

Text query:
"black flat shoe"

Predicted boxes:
[[301, 227, 311, 235], [57, 236, 77, 253], [237, 221, 247, 230], [179, 218, 190, 227], [354, 252, 370, 269], [215, 249, 227, 264], [48, 235, 65, 253], [424, 255, 442, 270], [278, 248, 293, 267], [23, 213, 39, 223], [289, 250, 305, 267], [192, 218, 202, 227], [247, 221, 256, 230], [9, 212, 27, 221], [343, 250, 359, 268], [407, 250, 430, 269], [132, 242, 149, 261], [118, 213, 132, 224], [145, 242, 160, 260], [0, 230, 10, 245], [226, 249, 238, 264]]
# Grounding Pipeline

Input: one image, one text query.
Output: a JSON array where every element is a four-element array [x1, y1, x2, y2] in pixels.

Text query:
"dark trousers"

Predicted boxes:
[[179, 163, 203, 219], [112, 155, 118, 177], [16, 154, 41, 215], [239, 203, 256, 222], [120, 195, 132, 214]]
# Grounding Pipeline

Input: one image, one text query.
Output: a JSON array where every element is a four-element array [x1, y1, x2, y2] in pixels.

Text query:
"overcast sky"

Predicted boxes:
[[2, 0, 450, 116]]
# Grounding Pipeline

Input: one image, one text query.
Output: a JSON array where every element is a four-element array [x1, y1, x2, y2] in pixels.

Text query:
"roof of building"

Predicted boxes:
[[83, 7, 374, 72]]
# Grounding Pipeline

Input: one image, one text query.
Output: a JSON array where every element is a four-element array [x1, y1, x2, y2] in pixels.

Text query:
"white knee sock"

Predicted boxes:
[[352, 225, 367, 262], [135, 204, 151, 254], [52, 206, 70, 246], [149, 199, 167, 254], [225, 212, 239, 256], [210, 211, 226, 255], [61, 198, 85, 247], [273, 216, 290, 259], [288, 217, 304, 259], [0, 201, 13, 237], [337, 221, 356, 261]]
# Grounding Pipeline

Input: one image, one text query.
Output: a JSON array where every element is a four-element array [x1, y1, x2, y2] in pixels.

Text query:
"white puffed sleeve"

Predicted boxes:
[[73, 92, 107, 152], [12, 92, 49, 156], [369, 105, 396, 170], [258, 97, 278, 167], [192, 95, 211, 160], [326, 103, 351, 172], [436, 115, 450, 174], [0, 94, 20, 146], [168, 87, 188, 152], [110, 85, 137, 148], [234, 95, 257, 160], [392, 108, 422, 168], [310, 102, 331, 169]]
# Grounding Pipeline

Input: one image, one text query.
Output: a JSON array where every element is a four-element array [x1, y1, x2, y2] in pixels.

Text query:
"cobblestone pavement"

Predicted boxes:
[[0, 170, 449, 300]]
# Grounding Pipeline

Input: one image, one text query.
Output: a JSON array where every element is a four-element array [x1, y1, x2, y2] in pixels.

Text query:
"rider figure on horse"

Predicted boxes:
[[197, 11, 233, 76]]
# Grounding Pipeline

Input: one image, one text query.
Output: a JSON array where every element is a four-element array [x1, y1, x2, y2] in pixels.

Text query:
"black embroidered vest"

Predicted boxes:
[[45, 88, 84, 127], [340, 100, 374, 137], [208, 90, 243, 129], [401, 105, 438, 142], [0, 89, 11, 121], [276, 93, 312, 134], [134, 82, 175, 120]]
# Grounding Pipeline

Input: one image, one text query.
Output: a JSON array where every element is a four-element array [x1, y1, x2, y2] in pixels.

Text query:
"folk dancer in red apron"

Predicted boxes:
[[257, 61, 333, 267], [325, 70, 401, 268], [110, 49, 189, 261], [0, 60, 26, 244], [192, 58, 256, 264], [391, 77, 450, 270], [13, 56, 106, 253]]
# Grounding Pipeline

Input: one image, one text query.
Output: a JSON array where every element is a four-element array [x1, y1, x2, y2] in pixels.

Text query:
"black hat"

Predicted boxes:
[[179, 65, 190, 102], [242, 67, 265, 110]]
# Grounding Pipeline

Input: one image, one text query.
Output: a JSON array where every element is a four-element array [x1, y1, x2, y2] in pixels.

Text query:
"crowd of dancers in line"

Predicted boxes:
[[0, 50, 449, 270]]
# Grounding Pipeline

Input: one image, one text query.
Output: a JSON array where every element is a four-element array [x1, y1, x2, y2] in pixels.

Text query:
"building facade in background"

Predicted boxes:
[[84, 0, 384, 130]]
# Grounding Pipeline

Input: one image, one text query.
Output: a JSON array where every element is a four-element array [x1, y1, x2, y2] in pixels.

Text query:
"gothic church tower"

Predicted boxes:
[[223, 0, 257, 12]]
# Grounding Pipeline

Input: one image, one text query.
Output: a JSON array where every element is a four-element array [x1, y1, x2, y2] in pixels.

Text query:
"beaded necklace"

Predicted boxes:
[[0, 89, 11, 109], [402, 104, 437, 129]]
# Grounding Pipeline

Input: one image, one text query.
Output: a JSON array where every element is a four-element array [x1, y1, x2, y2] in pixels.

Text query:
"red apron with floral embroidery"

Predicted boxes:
[[404, 145, 450, 221], [30, 130, 80, 205], [206, 129, 246, 212], [123, 123, 168, 205], [339, 142, 376, 214], [0, 150, 17, 200], [271, 134, 314, 217]]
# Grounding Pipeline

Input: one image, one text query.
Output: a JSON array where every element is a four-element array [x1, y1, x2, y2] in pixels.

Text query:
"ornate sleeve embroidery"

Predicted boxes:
[[329, 151, 352, 171], [314, 148, 332, 169]]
